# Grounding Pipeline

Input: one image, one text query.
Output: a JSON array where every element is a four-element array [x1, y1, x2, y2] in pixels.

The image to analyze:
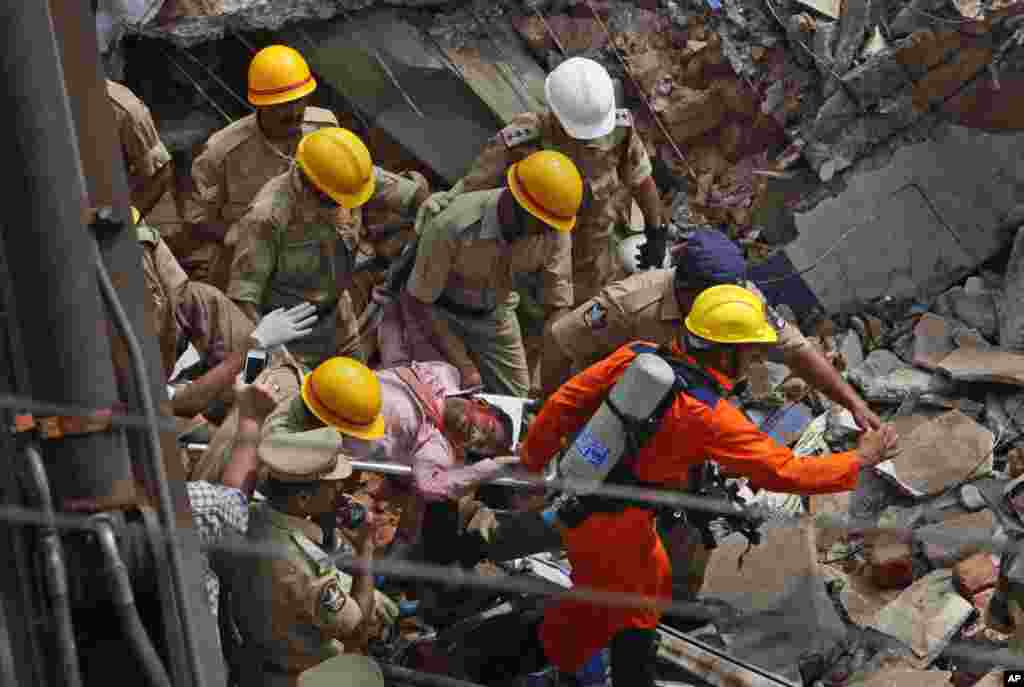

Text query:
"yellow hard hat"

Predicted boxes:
[[131, 207, 141, 225], [301, 357, 385, 440], [296, 128, 375, 209], [684, 284, 778, 346], [506, 150, 582, 233], [247, 45, 317, 107]]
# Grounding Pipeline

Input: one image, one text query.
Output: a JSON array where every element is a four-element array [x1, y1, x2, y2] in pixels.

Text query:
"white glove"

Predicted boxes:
[[249, 302, 318, 350]]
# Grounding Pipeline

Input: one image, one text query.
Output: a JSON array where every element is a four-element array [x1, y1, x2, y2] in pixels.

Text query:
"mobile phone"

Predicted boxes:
[[243, 349, 268, 383]]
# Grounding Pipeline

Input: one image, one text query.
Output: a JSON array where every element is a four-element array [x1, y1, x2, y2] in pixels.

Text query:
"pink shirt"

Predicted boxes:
[[343, 361, 506, 502]]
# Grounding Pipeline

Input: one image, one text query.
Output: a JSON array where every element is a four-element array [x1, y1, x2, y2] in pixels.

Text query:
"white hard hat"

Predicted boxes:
[[545, 57, 616, 140]]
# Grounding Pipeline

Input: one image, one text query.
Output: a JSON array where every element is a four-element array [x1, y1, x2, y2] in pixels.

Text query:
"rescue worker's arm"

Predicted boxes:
[[116, 95, 173, 218], [701, 401, 869, 494], [221, 380, 278, 498], [345, 516, 378, 647], [132, 160, 174, 220], [405, 217, 480, 384], [169, 351, 245, 418], [783, 343, 881, 431], [177, 281, 257, 368], [365, 168, 430, 220], [536, 232, 574, 397], [750, 285, 880, 431], [632, 176, 661, 229], [621, 122, 657, 221], [227, 214, 278, 324], [522, 345, 639, 472], [539, 232, 574, 330], [188, 145, 230, 242]]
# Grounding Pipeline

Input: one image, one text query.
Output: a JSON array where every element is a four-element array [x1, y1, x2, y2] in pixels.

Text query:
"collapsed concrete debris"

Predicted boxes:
[[724, 241, 1024, 683]]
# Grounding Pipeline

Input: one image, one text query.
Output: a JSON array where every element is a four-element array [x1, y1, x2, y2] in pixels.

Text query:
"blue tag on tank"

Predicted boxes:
[[574, 428, 610, 468]]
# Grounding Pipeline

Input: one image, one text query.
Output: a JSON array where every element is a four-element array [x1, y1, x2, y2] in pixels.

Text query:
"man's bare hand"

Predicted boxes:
[[234, 379, 277, 420], [851, 401, 882, 432], [856, 424, 899, 466]]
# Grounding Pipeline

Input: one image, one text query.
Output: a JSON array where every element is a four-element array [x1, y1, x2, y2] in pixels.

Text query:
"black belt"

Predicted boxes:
[[436, 293, 495, 319]]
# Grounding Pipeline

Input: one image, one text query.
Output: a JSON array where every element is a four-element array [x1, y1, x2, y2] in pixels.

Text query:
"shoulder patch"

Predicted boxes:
[[500, 123, 540, 149], [135, 224, 160, 247], [583, 302, 608, 330], [319, 579, 346, 614], [303, 106, 339, 127], [615, 108, 633, 128]]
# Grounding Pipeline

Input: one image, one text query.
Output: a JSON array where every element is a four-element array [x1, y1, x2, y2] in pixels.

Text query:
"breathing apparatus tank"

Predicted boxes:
[[557, 353, 679, 495]]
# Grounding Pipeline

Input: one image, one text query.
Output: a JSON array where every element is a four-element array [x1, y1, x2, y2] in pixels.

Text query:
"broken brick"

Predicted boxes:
[[895, 30, 963, 79], [938, 348, 1024, 386], [955, 554, 999, 596], [917, 509, 996, 568], [913, 46, 994, 110], [869, 534, 915, 590]]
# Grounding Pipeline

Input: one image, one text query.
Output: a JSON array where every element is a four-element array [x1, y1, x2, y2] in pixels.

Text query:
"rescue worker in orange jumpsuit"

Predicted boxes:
[[514, 284, 898, 686]]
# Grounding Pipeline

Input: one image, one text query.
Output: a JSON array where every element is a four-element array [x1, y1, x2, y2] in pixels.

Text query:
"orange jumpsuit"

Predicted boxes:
[[520, 342, 863, 672]]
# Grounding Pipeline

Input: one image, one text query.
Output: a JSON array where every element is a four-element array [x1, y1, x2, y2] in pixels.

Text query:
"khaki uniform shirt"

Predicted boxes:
[[551, 268, 808, 368], [107, 80, 172, 193], [138, 223, 189, 377], [227, 167, 420, 369], [225, 505, 359, 676], [407, 189, 573, 313], [138, 222, 255, 381], [190, 108, 338, 232], [459, 110, 653, 300]]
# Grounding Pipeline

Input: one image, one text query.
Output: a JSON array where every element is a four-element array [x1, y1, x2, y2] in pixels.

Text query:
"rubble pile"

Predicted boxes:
[[718, 232, 1024, 684], [511, 0, 1024, 246], [112, 0, 1024, 249]]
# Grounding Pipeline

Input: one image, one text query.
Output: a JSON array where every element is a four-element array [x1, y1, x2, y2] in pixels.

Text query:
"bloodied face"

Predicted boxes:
[[442, 397, 513, 456]]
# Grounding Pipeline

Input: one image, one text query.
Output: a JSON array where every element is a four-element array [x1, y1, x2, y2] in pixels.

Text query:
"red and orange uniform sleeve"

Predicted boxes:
[[523, 343, 863, 495]]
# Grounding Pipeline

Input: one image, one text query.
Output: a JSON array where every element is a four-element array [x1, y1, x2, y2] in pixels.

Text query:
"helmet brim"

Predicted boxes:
[[506, 164, 576, 233], [548, 100, 616, 141], [683, 316, 779, 346], [301, 373, 386, 440], [249, 76, 317, 107]]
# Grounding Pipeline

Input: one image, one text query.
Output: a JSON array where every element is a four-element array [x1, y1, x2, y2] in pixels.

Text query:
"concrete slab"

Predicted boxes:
[[874, 410, 994, 498], [938, 348, 1024, 386], [787, 126, 1024, 313]]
